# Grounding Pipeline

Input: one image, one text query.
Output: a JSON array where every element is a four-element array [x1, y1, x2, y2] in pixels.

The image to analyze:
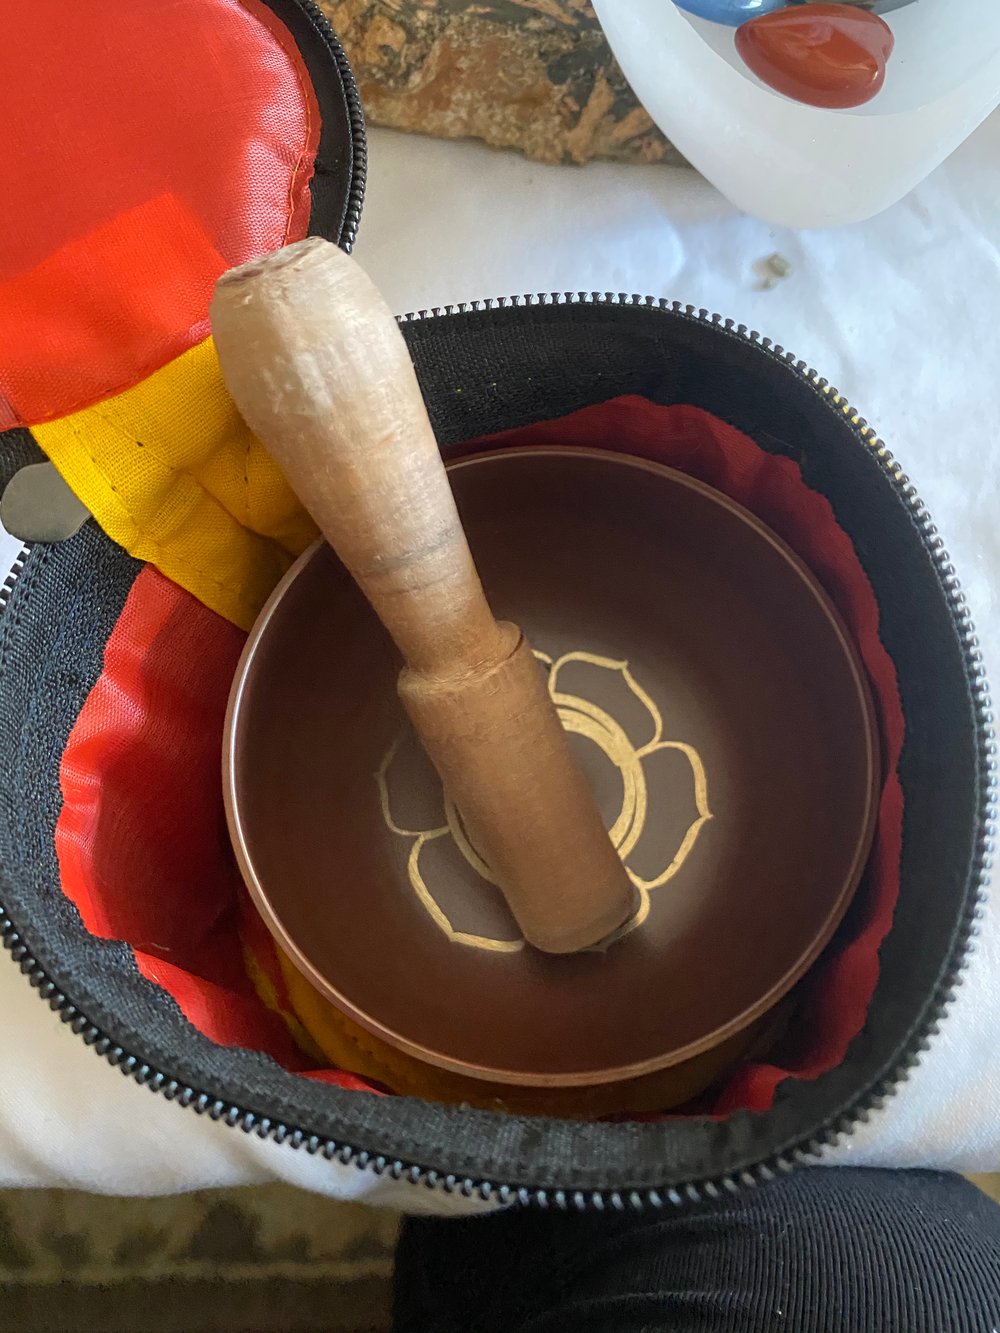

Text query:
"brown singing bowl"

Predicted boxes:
[[225, 447, 880, 1112]]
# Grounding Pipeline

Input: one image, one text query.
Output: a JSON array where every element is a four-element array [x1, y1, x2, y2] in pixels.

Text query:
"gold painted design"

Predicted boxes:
[[376, 651, 712, 952]]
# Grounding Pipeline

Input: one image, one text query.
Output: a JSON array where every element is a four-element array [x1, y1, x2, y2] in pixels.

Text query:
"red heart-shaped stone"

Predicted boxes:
[[736, 4, 895, 109]]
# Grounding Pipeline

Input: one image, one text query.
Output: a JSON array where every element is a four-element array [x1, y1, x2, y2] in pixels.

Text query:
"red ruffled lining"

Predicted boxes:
[[54, 398, 904, 1115]]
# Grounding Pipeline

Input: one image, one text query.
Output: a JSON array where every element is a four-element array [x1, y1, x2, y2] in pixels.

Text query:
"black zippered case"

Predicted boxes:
[[0, 0, 992, 1213]]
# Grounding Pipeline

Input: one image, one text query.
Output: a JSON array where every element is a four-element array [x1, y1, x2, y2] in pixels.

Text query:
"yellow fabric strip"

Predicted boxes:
[[33, 336, 317, 629]]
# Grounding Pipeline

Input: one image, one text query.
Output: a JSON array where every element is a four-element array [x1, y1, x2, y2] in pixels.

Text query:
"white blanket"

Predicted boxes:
[[2, 117, 998, 1196]]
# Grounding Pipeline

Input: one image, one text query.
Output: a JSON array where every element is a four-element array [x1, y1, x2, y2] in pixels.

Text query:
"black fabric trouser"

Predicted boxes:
[[393, 1168, 1000, 1332]]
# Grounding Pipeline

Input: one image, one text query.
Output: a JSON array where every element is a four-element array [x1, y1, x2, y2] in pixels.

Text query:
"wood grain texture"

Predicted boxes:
[[211, 239, 637, 953], [320, 0, 684, 166]]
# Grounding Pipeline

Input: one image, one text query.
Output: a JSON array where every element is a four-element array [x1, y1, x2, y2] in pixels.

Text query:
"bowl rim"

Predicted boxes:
[[223, 445, 881, 1089]]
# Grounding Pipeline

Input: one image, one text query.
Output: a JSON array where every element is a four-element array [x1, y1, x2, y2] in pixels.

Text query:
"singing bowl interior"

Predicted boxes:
[[225, 448, 879, 1089]]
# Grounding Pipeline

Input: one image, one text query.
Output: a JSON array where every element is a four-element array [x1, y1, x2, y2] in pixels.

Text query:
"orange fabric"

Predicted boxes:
[[1, 198, 226, 427], [55, 566, 312, 1070], [0, 0, 319, 426], [54, 400, 905, 1117], [55, 561, 370, 1086]]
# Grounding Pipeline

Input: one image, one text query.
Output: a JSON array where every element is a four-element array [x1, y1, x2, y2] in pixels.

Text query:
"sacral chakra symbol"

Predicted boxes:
[[377, 651, 712, 953]]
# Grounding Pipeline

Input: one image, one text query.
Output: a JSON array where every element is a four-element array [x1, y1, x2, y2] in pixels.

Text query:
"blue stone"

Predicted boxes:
[[673, 0, 788, 26]]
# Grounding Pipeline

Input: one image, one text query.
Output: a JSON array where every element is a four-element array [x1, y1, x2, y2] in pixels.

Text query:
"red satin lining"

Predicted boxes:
[[54, 398, 905, 1116], [0, 0, 319, 427]]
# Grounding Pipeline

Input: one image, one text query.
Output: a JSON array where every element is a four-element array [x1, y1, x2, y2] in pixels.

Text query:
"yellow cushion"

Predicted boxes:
[[33, 336, 316, 628]]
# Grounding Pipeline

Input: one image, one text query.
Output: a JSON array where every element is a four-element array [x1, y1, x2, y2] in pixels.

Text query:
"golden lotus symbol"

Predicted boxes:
[[376, 651, 712, 953]]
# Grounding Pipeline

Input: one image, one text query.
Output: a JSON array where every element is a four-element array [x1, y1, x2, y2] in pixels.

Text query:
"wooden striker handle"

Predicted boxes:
[[210, 238, 638, 954]]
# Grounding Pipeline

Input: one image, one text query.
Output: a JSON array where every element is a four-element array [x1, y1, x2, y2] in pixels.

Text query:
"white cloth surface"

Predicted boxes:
[[2, 118, 998, 1196]]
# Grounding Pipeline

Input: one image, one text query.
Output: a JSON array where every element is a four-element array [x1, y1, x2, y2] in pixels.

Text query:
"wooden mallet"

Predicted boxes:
[[210, 238, 638, 954]]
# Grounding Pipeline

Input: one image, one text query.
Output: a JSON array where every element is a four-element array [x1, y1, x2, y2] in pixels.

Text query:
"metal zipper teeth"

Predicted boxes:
[[0, 296, 993, 1212], [0, 542, 30, 614], [294, 0, 367, 252]]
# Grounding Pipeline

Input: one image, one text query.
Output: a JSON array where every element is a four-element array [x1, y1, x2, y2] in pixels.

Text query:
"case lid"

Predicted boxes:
[[0, 0, 366, 627]]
